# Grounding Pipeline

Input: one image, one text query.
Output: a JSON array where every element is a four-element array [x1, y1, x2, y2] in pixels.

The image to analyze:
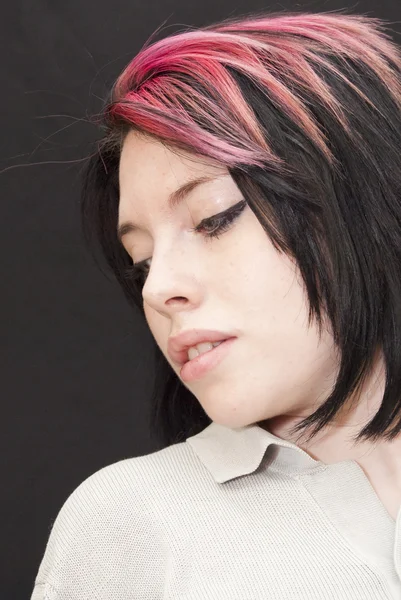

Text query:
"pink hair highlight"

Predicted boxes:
[[105, 11, 401, 172]]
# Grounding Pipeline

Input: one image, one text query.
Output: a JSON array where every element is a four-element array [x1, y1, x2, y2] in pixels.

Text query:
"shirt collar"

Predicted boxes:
[[185, 421, 322, 483]]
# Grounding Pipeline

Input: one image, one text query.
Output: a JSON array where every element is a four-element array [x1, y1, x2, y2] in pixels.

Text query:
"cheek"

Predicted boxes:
[[144, 303, 170, 354], [144, 303, 159, 339], [143, 301, 152, 325], [230, 227, 300, 317], [235, 239, 320, 355]]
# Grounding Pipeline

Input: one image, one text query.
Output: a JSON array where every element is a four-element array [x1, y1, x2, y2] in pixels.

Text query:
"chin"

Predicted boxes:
[[204, 411, 258, 430]]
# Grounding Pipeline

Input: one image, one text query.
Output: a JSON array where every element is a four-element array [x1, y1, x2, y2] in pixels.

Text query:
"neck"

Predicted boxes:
[[263, 354, 401, 520]]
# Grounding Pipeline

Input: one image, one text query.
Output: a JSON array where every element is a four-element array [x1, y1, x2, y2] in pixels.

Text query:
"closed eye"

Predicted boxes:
[[190, 199, 247, 239], [123, 199, 247, 283]]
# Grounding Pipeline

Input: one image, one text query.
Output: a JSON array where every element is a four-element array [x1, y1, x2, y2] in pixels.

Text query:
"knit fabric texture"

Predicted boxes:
[[30, 421, 401, 599]]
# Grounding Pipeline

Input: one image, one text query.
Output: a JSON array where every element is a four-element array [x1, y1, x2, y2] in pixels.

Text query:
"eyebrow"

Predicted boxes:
[[117, 175, 219, 244]]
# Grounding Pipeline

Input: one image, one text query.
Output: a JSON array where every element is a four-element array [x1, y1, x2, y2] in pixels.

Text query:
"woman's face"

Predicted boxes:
[[118, 130, 339, 430]]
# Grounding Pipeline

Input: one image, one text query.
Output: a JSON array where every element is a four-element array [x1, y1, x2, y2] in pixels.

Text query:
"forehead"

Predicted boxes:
[[118, 131, 228, 213]]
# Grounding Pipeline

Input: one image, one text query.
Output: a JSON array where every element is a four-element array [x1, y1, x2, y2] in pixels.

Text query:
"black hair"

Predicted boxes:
[[80, 10, 401, 449]]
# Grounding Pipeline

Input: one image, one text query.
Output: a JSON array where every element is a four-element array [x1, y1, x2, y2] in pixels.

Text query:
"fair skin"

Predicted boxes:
[[118, 130, 401, 521]]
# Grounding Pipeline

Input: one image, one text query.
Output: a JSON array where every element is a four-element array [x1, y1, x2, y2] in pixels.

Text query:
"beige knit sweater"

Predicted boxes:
[[31, 421, 401, 599]]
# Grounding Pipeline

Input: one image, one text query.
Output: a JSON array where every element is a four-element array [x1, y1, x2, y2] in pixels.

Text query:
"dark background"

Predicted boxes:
[[2, 1, 400, 598]]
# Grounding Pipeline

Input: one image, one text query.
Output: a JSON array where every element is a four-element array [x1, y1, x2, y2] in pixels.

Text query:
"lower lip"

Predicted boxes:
[[179, 338, 236, 383]]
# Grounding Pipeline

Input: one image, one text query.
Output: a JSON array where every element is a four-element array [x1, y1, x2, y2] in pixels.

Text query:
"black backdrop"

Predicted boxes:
[[2, 1, 400, 598]]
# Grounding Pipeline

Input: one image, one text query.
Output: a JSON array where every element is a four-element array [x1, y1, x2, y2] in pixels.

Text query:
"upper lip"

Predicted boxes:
[[167, 329, 236, 367]]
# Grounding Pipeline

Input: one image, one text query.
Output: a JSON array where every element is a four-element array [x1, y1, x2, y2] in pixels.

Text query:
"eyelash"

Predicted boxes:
[[122, 199, 247, 283]]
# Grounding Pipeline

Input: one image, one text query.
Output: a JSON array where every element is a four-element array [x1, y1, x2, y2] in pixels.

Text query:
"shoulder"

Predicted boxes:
[[50, 437, 197, 522], [31, 440, 197, 599]]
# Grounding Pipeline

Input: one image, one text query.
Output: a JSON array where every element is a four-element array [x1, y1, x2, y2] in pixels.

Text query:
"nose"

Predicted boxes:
[[141, 245, 203, 316]]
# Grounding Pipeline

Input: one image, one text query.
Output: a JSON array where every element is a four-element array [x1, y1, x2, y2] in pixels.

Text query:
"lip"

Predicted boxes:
[[167, 329, 237, 367], [180, 337, 236, 383]]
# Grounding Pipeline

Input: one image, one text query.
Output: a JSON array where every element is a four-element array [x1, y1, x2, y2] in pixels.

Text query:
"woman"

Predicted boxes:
[[31, 9, 401, 599]]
